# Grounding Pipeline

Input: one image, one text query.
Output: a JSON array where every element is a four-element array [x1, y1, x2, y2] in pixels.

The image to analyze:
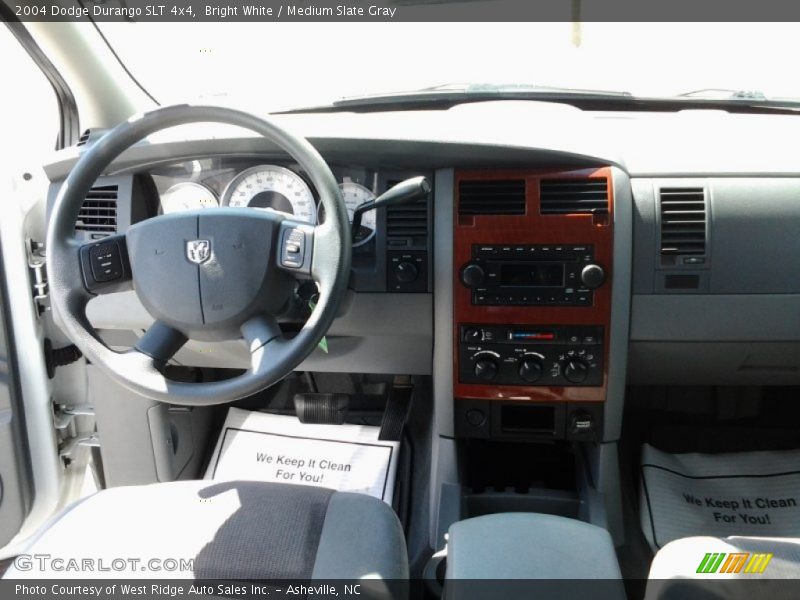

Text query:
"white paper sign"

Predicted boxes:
[[640, 443, 800, 549], [205, 408, 399, 503]]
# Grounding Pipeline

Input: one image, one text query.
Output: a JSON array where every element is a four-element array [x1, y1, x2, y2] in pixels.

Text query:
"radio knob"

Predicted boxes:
[[580, 264, 606, 289], [473, 358, 498, 381], [518, 357, 544, 383], [563, 358, 590, 384], [461, 263, 486, 288]]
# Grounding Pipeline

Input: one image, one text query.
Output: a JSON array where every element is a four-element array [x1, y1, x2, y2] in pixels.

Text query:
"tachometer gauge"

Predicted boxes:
[[222, 165, 317, 224], [339, 181, 377, 246], [160, 182, 218, 214]]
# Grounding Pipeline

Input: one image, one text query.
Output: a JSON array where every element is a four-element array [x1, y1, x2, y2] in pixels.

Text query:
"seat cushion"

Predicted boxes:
[[647, 536, 800, 599], [5, 480, 408, 581]]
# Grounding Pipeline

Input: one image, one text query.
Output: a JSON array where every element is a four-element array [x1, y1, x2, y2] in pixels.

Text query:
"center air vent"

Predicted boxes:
[[659, 187, 707, 256], [458, 180, 525, 216], [75, 185, 118, 237], [539, 179, 609, 215]]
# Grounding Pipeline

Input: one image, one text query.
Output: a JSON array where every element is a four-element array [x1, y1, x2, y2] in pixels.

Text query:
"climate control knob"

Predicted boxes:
[[562, 358, 590, 384], [580, 264, 606, 289], [473, 358, 498, 381], [518, 357, 544, 383], [460, 263, 486, 288]]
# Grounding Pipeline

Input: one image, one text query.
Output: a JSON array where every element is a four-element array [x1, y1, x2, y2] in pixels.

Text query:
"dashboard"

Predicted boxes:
[[40, 101, 800, 445]]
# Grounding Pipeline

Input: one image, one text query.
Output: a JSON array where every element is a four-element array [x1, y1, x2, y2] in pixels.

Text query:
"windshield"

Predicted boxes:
[[98, 22, 800, 111]]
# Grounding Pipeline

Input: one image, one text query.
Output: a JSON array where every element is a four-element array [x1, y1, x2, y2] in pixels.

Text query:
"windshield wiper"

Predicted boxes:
[[277, 83, 800, 115], [278, 83, 634, 113]]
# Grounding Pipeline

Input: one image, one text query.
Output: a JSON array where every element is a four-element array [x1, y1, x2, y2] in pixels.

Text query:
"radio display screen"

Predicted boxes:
[[499, 262, 564, 287]]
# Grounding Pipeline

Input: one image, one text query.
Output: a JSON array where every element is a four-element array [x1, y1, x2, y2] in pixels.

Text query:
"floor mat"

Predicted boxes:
[[640, 443, 800, 550], [205, 408, 399, 504]]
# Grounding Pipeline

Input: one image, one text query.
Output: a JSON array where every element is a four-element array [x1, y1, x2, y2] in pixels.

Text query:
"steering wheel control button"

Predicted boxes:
[[281, 227, 306, 269], [89, 241, 123, 282]]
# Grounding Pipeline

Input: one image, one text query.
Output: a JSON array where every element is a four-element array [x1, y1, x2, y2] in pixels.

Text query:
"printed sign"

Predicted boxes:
[[640, 444, 800, 548], [205, 408, 399, 503]]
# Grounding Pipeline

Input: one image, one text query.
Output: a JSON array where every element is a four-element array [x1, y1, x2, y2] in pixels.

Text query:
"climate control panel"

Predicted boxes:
[[458, 324, 604, 387]]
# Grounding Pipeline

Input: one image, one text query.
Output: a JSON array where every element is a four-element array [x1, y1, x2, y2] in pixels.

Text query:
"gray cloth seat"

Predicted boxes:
[[646, 535, 800, 599], [5, 480, 408, 584]]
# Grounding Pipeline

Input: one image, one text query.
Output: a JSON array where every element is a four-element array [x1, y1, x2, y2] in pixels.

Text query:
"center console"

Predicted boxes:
[[453, 168, 615, 442]]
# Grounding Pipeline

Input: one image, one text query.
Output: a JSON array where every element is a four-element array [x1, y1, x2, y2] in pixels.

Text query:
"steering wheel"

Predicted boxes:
[[46, 105, 351, 405]]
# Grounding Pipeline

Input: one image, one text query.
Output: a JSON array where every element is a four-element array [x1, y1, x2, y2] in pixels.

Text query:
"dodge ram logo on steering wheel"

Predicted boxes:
[[186, 239, 211, 264]]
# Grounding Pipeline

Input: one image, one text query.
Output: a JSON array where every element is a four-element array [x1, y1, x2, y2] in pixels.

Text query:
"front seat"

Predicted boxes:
[[646, 535, 800, 599], [5, 480, 408, 584]]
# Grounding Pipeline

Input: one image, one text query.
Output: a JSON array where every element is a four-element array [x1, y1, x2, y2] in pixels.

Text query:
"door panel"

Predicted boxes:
[[0, 244, 32, 546]]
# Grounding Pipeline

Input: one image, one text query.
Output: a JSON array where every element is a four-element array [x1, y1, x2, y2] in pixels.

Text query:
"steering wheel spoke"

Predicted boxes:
[[134, 320, 188, 365], [77, 233, 133, 295], [241, 314, 282, 353]]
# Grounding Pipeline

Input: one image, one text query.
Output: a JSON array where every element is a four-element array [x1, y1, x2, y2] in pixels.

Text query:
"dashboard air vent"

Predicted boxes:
[[75, 185, 118, 236], [76, 129, 92, 146], [386, 201, 428, 241], [659, 187, 706, 256], [458, 180, 525, 216], [539, 178, 609, 215]]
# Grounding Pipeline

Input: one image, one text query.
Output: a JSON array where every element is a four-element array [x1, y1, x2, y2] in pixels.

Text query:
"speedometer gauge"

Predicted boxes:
[[160, 182, 218, 214], [339, 181, 377, 246], [221, 165, 317, 224]]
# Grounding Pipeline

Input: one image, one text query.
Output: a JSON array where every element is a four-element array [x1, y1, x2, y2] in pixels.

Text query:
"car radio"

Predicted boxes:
[[458, 324, 604, 387], [459, 244, 605, 306]]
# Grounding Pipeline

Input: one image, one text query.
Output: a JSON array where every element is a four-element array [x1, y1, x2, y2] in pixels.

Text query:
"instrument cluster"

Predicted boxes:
[[151, 158, 379, 246]]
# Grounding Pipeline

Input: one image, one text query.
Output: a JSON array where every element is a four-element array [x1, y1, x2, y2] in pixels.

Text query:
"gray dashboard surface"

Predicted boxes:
[[42, 101, 800, 383]]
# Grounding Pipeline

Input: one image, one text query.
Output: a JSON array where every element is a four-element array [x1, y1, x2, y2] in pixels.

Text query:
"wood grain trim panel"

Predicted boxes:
[[453, 167, 614, 402]]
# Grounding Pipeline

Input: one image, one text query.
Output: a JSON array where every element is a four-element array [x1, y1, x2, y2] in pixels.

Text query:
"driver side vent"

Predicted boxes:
[[659, 187, 707, 256], [76, 129, 92, 146], [76, 128, 107, 147], [75, 185, 118, 237]]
